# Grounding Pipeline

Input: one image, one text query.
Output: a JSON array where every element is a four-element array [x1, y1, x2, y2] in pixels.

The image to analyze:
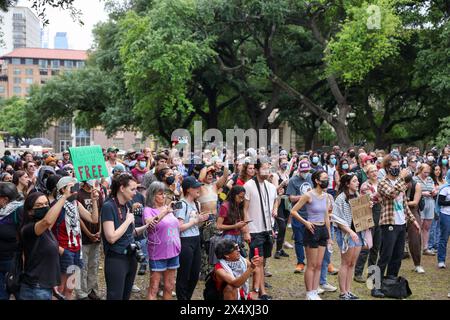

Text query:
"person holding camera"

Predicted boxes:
[[51, 177, 100, 300], [101, 173, 150, 300], [143, 181, 181, 300], [175, 176, 209, 300]]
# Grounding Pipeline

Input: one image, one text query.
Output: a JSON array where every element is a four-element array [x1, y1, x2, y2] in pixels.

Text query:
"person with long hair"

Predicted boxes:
[[335, 158, 350, 191], [217, 185, 248, 256], [290, 170, 333, 300], [429, 164, 444, 255], [236, 162, 255, 186], [12, 170, 31, 200]]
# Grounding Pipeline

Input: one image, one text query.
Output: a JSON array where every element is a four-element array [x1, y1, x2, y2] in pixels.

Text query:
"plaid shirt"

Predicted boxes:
[[378, 177, 416, 226]]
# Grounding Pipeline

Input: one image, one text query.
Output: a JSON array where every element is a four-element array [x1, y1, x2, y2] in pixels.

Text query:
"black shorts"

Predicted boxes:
[[249, 231, 274, 259], [304, 224, 329, 248]]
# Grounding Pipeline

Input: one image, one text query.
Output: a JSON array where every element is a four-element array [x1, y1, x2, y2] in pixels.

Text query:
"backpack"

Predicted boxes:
[[203, 270, 223, 300], [381, 276, 412, 299], [435, 184, 450, 215]]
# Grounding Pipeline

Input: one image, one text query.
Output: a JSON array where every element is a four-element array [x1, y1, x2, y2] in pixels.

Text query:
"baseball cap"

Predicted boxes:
[[112, 163, 126, 173], [107, 147, 119, 153], [280, 150, 288, 156], [56, 176, 77, 191], [136, 153, 146, 161], [182, 176, 203, 190], [62, 150, 70, 155], [362, 155, 374, 163], [298, 160, 311, 172]]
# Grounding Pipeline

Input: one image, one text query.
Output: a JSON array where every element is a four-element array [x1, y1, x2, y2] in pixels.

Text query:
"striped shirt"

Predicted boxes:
[[378, 177, 416, 226]]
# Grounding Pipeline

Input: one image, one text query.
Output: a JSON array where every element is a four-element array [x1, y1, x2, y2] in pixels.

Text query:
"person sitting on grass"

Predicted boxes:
[[213, 239, 262, 300]]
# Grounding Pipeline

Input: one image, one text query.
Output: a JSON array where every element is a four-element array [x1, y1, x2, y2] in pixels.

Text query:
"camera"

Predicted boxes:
[[127, 241, 146, 263], [171, 201, 183, 210]]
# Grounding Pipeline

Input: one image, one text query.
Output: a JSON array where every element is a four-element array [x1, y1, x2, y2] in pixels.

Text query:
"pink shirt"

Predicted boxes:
[[143, 207, 181, 260]]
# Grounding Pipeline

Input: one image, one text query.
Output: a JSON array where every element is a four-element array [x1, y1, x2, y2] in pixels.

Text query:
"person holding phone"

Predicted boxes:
[[143, 181, 181, 300], [217, 185, 248, 257], [51, 176, 100, 300]]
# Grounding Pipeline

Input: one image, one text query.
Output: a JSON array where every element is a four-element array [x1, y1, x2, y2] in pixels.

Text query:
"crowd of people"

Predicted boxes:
[[0, 144, 449, 300]]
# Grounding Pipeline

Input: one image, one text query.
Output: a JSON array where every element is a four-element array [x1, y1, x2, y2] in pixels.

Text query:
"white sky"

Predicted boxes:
[[17, 0, 110, 50]]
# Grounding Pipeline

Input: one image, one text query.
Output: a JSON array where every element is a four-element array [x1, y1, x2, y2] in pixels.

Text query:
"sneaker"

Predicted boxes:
[[448, 292, 450, 298], [328, 264, 339, 275], [320, 283, 337, 292], [132, 285, 141, 293], [317, 287, 325, 295], [312, 292, 322, 300], [280, 249, 290, 257], [354, 274, 366, 283], [371, 288, 385, 298], [307, 292, 321, 300], [339, 293, 351, 300], [438, 262, 447, 269], [138, 264, 147, 276], [259, 294, 272, 300], [423, 249, 436, 256], [347, 292, 359, 300], [274, 251, 281, 259], [283, 241, 294, 249], [294, 263, 305, 274], [287, 223, 292, 229], [264, 271, 273, 277], [414, 266, 425, 274]]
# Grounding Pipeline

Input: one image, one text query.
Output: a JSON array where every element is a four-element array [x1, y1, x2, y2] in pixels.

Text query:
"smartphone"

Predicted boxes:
[[171, 201, 183, 210], [70, 183, 80, 193], [254, 248, 259, 257], [245, 220, 253, 224]]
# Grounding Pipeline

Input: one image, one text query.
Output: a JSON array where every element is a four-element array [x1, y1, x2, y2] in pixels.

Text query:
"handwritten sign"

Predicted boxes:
[[349, 194, 374, 232], [69, 145, 108, 182]]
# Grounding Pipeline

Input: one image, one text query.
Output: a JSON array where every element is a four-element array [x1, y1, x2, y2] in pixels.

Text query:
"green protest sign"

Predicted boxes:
[[69, 145, 108, 182]]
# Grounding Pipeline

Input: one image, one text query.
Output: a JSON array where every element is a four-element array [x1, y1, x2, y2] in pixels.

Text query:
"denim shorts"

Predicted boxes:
[[60, 249, 83, 274], [149, 256, 180, 272], [222, 234, 247, 258], [336, 228, 364, 252], [19, 283, 52, 300]]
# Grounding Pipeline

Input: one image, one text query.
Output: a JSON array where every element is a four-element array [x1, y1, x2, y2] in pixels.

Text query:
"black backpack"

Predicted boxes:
[[381, 276, 412, 299], [203, 271, 223, 300]]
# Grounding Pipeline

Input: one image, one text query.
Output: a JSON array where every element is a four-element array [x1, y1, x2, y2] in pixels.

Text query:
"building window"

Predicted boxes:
[[13, 86, 21, 94], [25, 59, 33, 65], [25, 69, 33, 75], [25, 78, 33, 84], [40, 69, 48, 76], [13, 13, 23, 19], [0, 86, 5, 93], [14, 77, 21, 84], [11, 58, 21, 65], [39, 59, 48, 68], [25, 87, 31, 94], [51, 70, 60, 76], [75, 128, 91, 146], [51, 60, 60, 68], [13, 68, 21, 75], [65, 60, 74, 68], [76, 61, 85, 68]]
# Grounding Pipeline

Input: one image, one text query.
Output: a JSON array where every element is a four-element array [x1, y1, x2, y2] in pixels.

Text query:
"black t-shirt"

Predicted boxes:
[[101, 198, 134, 255], [130, 193, 145, 241], [21, 222, 60, 288], [0, 206, 23, 259]]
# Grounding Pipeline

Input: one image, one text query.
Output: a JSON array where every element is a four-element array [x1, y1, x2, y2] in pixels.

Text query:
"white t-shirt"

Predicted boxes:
[[324, 165, 336, 189], [244, 179, 277, 233], [388, 178, 406, 225], [439, 185, 450, 216]]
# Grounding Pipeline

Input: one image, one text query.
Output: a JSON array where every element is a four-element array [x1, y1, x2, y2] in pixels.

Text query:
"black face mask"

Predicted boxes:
[[34, 207, 49, 220], [389, 167, 400, 177], [166, 175, 175, 185], [319, 180, 329, 189], [349, 152, 356, 158]]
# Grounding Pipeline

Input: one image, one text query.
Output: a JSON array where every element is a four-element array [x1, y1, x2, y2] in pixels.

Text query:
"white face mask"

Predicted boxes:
[[427, 156, 435, 162]]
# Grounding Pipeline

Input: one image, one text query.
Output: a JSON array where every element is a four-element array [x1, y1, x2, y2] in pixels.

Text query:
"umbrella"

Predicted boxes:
[[25, 138, 53, 147]]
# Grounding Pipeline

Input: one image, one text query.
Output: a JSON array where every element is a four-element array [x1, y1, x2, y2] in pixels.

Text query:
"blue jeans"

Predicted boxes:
[[138, 238, 149, 265], [292, 219, 306, 264], [437, 213, 450, 263], [19, 283, 52, 300], [428, 218, 441, 250], [320, 247, 330, 285], [0, 258, 12, 300]]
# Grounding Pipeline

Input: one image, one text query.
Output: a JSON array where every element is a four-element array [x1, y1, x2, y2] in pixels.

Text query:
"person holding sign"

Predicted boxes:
[[371, 155, 419, 298], [290, 170, 333, 300], [332, 173, 364, 300]]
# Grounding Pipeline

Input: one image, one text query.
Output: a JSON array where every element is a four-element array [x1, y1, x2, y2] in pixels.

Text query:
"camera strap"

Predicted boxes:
[[253, 177, 271, 231]]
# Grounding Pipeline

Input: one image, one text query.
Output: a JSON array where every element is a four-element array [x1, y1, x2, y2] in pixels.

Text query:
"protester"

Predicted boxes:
[[105, 147, 121, 176], [175, 176, 209, 300], [371, 155, 420, 298], [212, 239, 261, 300], [413, 164, 437, 256], [143, 181, 180, 300], [323, 153, 338, 198], [12, 170, 31, 200], [131, 154, 149, 184], [236, 162, 255, 186], [354, 165, 382, 281], [290, 170, 333, 300], [437, 172, 450, 269], [243, 159, 278, 300], [101, 173, 149, 300]]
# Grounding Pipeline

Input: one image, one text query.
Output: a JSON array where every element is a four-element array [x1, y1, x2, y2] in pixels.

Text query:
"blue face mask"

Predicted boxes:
[[443, 159, 448, 166], [312, 156, 319, 164], [139, 161, 146, 169], [342, 164, 349, 170], [330, 158, 337, 165]]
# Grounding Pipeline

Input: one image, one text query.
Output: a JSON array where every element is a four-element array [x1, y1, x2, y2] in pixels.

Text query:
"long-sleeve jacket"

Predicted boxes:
[[378, 177, 416, 225]]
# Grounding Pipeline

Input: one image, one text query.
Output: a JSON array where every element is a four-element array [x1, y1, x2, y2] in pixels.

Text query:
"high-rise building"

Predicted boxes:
[[41, 28, 49, 48], [54, 32, 68, 49], [0, 6, 41, 55]]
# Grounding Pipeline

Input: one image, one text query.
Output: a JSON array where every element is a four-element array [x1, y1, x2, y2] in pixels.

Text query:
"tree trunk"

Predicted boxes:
[[332, 120, 351, 149]]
